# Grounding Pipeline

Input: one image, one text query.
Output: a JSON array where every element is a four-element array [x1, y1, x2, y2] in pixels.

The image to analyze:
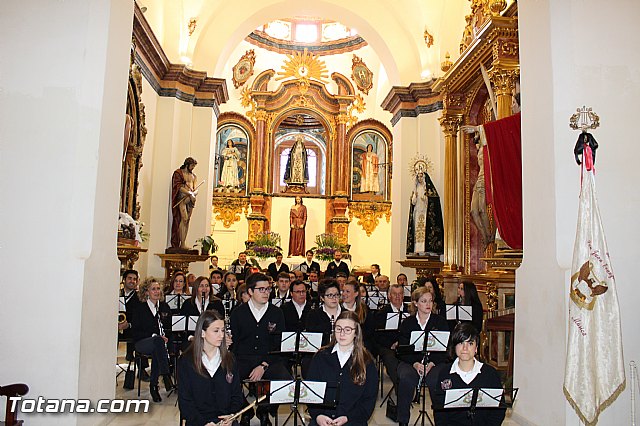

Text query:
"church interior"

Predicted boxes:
[[1, 0, 639, 425]]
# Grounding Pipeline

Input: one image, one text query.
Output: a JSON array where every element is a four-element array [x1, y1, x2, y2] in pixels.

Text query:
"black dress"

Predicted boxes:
[[306, 348, 378, 426], [431, 361, 506, 426], [177, 355, 243, 426]]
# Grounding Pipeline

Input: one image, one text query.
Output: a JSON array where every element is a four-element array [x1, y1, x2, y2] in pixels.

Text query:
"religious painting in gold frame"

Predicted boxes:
[[351, 55, 373, 95]]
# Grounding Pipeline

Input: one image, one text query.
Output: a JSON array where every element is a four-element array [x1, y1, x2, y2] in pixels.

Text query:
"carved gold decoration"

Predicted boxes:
[[156, 253, 211, 283], [212, 196, 249, 228], [188, 18, 197, 36], [441, 52, 453, 72], [424, 28, 434, 47], [439, 115, 462, 136], [346, 94, 366, 128], [117, 245, 148, 271], [485, 281, 498, 311], [348, 201, 391, 237], [275, 48, 329, 84], [498, 40, 519, 58], [408, 155, 434, 178], [398, 258, 444, 278], [232, 50, 256, 89], [490, 0, 507, 15], [351, 55, 373, 95]]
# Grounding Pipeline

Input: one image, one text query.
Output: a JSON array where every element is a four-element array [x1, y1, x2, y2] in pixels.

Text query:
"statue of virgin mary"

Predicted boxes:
[[284, 135, 309, 185], [406, 159, 444, 256]]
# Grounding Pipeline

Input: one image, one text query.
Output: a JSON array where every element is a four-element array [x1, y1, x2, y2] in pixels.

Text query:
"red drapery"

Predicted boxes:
[[483, 112, 522, 250]]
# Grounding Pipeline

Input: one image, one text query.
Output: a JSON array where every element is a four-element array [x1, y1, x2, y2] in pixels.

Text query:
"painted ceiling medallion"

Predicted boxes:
[[232, 50, 256, 89], [275, 48, 329, 84], [351, 55, 373, 95]]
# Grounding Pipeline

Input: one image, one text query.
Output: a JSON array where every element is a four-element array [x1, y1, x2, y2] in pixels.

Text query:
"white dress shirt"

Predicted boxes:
[[450, 358, 483, 384], [248, 299, 268, 322], [332, 344, 354, 368], [202, 350, 222, 377]]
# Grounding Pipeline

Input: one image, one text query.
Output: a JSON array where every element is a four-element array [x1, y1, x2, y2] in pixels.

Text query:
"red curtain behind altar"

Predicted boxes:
[[483, 112, 522, 250]]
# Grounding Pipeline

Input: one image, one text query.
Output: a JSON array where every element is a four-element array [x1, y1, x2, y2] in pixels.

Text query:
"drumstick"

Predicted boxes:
[[218, 395, 266, 424]]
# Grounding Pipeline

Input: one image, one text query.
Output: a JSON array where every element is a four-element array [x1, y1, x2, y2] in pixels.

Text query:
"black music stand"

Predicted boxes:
[[272, 331, 323, 426], [168, 315, 198, 400], [256, 379, 331, 426], [397, 330, 449, 426], [439, 387, 519, 422], [375, 311, 409, 405], [445, 305, 472, 322]]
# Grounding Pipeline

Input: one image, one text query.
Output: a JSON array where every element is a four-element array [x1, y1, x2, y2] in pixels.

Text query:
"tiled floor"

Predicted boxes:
[[106, 353, 520, 426]]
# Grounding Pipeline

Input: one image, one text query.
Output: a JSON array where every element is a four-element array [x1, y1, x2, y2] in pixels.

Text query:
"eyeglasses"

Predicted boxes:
[[334, 326, 355, 335], [324, 293, 340, 299], [253, 286, 271, 293]]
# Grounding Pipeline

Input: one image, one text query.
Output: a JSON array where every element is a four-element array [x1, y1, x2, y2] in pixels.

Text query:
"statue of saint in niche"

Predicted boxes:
[[359, 143, 379, 192], [406, 159, 444, 256], [284, 135, 309, 186], [219, 139, 240, 187], [288, 196, 307, 257], [170, 157, 199, 251]]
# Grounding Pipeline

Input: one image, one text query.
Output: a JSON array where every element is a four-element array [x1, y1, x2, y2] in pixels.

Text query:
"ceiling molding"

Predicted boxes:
[[132, 3, 228, 115], [381, 81, 443, 126]]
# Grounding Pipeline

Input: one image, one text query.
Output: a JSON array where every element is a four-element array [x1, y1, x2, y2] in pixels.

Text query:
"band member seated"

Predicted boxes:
[[335, 272, 348, 292], [305, 279, 342, 346], [299, 250, 321, 277], [269, 272, 291, 305], [180, 276, 225, 349], [165, 271, 190, 313], [341, 280, 374, 354], [118, 269, 140, 362], [230, 272, 291, 426], [178, 311, 243, 426], [307, 270, 320, 305], [324, 249, 349, 278], [431, 322, 505, 426], [209, 269, 224, 296], [131, 277, 175, 403], [228, 251, 251, 284], [374, 284, 409, 394], [307, 311, 378, 426], [267, 252, 290, 281], [281, 280, 310, 332], [219, 272, 238, 301], [364, 263, 380, 285], [396, 287, 449, 426], [420, 277, 447, 320], [454, 281, 484, 333]]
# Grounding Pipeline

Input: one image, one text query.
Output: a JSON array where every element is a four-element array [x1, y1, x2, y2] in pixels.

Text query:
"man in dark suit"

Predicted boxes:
[[298, 250, 320, 278], [281, 280, 311, 332], [324, 249, 349, 278], [364, 263, 381, 285], [269, 272, 291, 307], [118, 269, 141, 363], [230, 273, 291, 426], [228, 251, 251, 283], [267, 252, 289, 281]]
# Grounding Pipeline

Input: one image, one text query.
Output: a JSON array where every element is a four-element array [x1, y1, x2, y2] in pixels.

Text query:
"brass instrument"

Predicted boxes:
[[118, 312, 127, 334]]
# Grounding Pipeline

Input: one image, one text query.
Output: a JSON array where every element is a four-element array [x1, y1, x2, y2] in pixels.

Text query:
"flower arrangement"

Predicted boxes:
[[311, 233, 348, 261], [246, 231, 282, 259], [194, 235, 218, 255]]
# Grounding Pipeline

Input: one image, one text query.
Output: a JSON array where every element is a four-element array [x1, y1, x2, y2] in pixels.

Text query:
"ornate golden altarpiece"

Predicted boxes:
[[117, 41, 148, 272], [215, 50, 392, 247], [433, 1, 520, 376]]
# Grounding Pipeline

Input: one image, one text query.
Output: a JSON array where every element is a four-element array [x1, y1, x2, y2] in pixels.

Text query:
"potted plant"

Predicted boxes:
[[246, 231, 282, 259], [310, 233, 349, 261], [194, 235, 218, 256]]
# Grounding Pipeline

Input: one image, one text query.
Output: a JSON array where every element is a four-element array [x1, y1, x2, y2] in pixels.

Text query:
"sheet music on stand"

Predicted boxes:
[[409, 330, 450, 352], [442, 387, 518, 409], [166, 294, 190, 310], [269, 380, 327, 405], [279, 331, 323, 353], [118, 296, 127, 312], [403, 285, 412, 298], [271, 298, 290, 308], [171, 315, 199, 332], [384, 312, 410, 329], [445, 305, 472, 321]]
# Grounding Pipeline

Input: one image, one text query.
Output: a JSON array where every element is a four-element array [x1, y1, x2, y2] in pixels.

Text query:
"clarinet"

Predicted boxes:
[[413, 351, 427, 403], [156, 302, 171, 365], [223, 292, 232, 335]]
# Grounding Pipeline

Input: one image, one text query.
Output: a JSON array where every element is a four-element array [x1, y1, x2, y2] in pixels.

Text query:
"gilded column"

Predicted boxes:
[[490, 67, 519, 119], [439, 115, 462, 271], [335, 113, 349, 195], [252, 109, 268, 192]]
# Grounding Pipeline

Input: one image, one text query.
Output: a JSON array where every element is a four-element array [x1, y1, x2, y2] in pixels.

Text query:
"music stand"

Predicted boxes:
[[169, 315, 198, 399], [166, 294, 189, 311], [375, 311, 409, 406], [273, 331, 323, 426], [445, 305, 472, 322], [441, 387, 518, 422], [398, 329, 450, 426]]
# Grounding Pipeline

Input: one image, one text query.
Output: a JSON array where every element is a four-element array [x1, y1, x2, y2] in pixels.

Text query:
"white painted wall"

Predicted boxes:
[[516, 1, 640, 425], [0, 1, 133, 425]]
